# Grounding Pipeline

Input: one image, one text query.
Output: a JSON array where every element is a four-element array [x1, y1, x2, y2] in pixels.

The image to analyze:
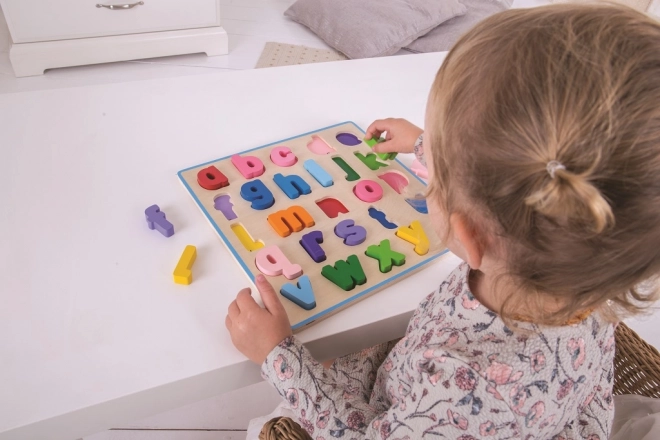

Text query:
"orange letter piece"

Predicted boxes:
[[267, 206, 315, 237]]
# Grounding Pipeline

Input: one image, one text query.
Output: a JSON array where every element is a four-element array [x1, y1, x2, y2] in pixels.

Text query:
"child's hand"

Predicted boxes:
[[365, 118, 423, 155], [226, 274, 293, 365]]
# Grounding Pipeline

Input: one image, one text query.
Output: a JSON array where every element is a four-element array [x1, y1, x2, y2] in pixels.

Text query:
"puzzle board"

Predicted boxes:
[[178, 122, 447, 331]]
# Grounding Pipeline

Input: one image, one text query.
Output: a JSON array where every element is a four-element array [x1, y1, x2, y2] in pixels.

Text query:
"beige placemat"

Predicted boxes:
[[255, 42, 347, 69], [553, 0, 651, 11]]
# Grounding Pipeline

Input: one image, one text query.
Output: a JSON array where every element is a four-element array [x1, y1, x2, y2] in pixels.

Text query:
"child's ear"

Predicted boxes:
[[449, 213, 484, 270]]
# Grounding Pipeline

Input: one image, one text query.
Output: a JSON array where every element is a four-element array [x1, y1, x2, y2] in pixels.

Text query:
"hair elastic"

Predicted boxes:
[[546, 160, 566, 179]]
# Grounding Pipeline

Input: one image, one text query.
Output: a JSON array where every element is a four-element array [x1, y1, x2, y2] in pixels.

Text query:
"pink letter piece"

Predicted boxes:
[[353, 180, 384, 203], [231, 154, 265, 179], [255, 245, 303, 280], [270, 147, 297, 167]]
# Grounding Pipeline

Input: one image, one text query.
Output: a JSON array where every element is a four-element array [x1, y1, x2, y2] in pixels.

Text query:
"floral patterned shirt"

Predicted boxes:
[[261, 263, 615, 440]]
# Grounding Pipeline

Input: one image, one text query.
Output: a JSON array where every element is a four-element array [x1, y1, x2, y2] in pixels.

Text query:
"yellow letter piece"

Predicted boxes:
[[173, 245, 197, 285], [395, 220, 429, 255]]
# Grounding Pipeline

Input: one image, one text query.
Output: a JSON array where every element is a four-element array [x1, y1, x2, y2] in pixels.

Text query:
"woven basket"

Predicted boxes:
[[613, 322, 660, 398], [260, 322, 660, 439], [259, 416, 312, 440]]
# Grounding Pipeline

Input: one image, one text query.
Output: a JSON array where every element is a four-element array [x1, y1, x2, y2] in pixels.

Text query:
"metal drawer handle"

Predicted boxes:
[[96, 1, 144, 10]]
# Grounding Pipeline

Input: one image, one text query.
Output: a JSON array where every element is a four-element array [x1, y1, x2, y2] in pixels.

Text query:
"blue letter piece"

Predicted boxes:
[[280, 275, 316, 310], [273, 173, 312, 199], [240, 179, 275, 210]]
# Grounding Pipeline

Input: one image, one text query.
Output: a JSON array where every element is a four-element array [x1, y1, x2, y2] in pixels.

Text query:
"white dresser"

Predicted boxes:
[[0, 0, 228, 76]]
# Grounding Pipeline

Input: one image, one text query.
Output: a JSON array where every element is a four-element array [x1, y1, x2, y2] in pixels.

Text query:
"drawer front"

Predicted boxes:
[[2, 0, 221, 43]]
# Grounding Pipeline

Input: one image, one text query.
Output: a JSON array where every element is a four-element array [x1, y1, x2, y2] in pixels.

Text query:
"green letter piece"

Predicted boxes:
[[365, 138, 397, 160], [321, 254, 367, 291], [355, 152, 388, 170], [365, 239, 406, 273]]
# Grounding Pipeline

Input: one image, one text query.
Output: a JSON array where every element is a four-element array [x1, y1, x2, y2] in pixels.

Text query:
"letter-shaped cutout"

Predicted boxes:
[[280, 275, 316, 310], [368, 207, 397, 229], [406, 196, 428, 214], [303, 159, 333, 187], [231, 223, 265, 252], [240, 179, 275, 210], [321, 255, 367, 291], [334, 219, 367, 246], [355, 152, 388, 171], [255, 245, 302, 280], [299, 230, 326, 263], [273, 173, 312, 200], [395, 220, 430, 255], [332, 157, 360, 181], [365, 239, 406, 273], [378, 171, 409, 194], [173, 245, 197, 285], [231, 154, 265, 179], [353, 180, 383, 203], [214, 194, 237, 220], [197, 165, 229, 190], [307, 135, 335, 155], [270, 146, 297, 167], [316, 197, 349, 219], [267, 205, 315, 237], [145, 204, 174, 237], [336, 132, 361, 146]]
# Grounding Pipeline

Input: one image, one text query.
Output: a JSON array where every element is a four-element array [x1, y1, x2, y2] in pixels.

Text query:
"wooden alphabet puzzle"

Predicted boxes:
[[178, 122, 447, 330]]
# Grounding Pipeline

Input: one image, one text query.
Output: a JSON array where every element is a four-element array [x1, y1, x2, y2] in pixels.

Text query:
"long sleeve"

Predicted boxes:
[[410, 134, 429, 179], [261, 336, 517, 439], [261, 263, 615, 439], [413, 133, 426, 167], [327, 339, 400, 403]]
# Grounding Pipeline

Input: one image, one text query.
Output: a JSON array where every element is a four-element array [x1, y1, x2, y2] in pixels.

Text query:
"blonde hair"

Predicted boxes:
[[427, 3, 660, 325]]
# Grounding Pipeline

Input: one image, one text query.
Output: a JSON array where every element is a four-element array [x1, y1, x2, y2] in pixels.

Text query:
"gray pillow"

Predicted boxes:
[[284, 0, 467, 59], [405, 0, 508, 53]]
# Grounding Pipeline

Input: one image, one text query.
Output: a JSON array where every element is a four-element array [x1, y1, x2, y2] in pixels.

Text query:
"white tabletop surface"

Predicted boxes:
[[2, 47, 658, 440], [0, 52, 465, 440]]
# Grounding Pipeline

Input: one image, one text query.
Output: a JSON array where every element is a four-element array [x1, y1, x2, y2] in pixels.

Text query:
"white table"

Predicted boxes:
[[1, 50, 657, 440], [0, 52, 463, 440]]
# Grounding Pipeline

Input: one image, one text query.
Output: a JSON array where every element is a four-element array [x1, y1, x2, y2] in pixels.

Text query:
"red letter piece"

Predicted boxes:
[[197, 165, 229, 190]]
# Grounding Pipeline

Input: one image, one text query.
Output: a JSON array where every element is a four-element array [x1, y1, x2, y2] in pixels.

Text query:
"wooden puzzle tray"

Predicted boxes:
[[178, 122, 447, 331]]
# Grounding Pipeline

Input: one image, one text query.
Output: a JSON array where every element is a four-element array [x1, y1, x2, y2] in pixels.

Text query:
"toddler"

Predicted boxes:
[[226, 4, 660, 439]]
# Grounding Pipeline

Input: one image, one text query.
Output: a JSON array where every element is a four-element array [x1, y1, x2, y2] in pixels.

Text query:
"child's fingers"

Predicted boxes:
[[236, 288, 258, 312], [365, 119, 390, 140], [228, 300, 240, 319], [255, 274, 285, 315], [372, 140, 401, 154], [364, 128, 382, 141]]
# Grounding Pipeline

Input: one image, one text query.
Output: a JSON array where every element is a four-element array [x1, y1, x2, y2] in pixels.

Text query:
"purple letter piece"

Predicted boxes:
[[299, 230, 326, 263], [214, 194, 237, 220], [145, 204, 174, 237], [334, 219, 367, 246]]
